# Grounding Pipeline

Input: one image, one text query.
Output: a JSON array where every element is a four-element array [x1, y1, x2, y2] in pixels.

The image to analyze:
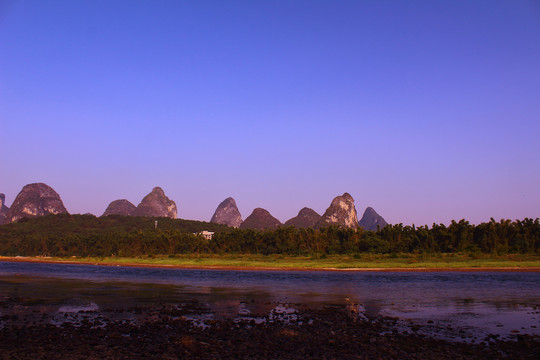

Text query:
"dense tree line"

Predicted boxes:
[[0, 215, 538, 257]]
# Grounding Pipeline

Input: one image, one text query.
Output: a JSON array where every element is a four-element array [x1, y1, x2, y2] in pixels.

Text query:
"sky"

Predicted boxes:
[[1, 0, 539, 226]]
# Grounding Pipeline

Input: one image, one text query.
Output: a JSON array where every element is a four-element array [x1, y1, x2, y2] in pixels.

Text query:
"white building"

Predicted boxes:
[[195, 231, 214, 240]]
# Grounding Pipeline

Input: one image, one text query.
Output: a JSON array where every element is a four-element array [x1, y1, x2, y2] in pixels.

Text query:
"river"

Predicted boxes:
[[1, 261, 539, 342]]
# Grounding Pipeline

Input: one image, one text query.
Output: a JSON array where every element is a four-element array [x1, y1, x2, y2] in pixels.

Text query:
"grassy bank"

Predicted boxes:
[[3, 253, 540, 270]]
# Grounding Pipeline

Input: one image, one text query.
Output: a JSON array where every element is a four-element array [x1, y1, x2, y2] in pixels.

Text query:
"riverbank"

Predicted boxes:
[[2, 254, 540, 271]]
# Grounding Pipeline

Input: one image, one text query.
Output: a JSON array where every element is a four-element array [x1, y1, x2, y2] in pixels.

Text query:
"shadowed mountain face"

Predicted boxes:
[[6, 183, 68, 223], [210, 197, 242, 228], [316, 193, 359, 229], [358, 207, 388, 231], [132, 187, 177, 218], [284, 207, 321, 228], [239, 208, 281, 230], [0, 194, 9, 225], [102, 199, 137, 217]]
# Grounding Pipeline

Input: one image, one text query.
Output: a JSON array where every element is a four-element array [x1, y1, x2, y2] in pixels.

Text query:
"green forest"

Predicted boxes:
[[0, 214, 538, 257]]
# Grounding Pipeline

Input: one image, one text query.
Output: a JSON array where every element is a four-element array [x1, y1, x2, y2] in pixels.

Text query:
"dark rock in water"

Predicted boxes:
[[132, 187, 177, 218], [358, 207, 388, 231], [210, 197, 242, 228], [284, 207, 321, 228], [102, 199, 137, 216], [316, 193, 359, 229], [240, 208, 281, 230], [0, 193, 9, 225], [6, 183, 68, 223]]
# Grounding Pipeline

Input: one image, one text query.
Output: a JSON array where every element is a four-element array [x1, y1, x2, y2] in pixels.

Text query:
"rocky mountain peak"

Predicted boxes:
[[102, 199, 137, 216], [132, 187, 177, 218], [210, 197, 242, 228], [239, 208, 281, 230], [6, 183, 68, 223], [0, 193, 9, 225], [358, 207, 388, 231], [284, 207, 321, 228], [316, 192, 359, 228]]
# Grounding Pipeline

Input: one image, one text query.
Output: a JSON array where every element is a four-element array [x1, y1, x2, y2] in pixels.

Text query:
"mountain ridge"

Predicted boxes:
[[1, 184, 389, 228]]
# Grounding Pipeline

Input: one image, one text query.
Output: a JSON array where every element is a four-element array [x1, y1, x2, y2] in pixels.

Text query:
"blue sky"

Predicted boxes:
[[1, 0, 539, 225]]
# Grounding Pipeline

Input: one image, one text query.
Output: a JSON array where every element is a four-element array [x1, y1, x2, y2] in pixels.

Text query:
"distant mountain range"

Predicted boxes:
[[0, 183, 388, 230]]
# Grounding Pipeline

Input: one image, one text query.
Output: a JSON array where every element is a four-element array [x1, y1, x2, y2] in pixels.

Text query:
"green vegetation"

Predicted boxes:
[[0, 215, 539, 264], [6, 254, 540, 270]]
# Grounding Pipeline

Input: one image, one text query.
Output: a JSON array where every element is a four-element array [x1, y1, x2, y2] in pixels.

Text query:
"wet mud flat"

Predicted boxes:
[[1, 303, 539, 359], [1, 297, 539, 358]]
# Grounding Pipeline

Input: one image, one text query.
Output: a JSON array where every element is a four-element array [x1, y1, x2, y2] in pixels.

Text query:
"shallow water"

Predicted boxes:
[[1, 261, 539, 341]]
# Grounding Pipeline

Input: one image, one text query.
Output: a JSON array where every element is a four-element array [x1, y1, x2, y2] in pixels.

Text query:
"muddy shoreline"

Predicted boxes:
[[1, 300, 538, 359], [2, 256, 539, 273]]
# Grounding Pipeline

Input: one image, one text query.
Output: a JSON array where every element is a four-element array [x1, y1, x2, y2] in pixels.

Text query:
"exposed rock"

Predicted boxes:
[[239, 208, 281, 230], [6, 183, 68, 223], [0, 193, 9, 225], [132, 187, 177, 218], [316, 193, 359, 229], [102, 199, 137, 217], [284, 207, 321, 228], [210, 197, 242, 228], [358, 207, 388, 231]]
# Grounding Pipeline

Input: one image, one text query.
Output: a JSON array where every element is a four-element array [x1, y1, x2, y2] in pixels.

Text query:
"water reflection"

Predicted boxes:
[[363, 300, 383, 318], [1, 261, 540, 341]]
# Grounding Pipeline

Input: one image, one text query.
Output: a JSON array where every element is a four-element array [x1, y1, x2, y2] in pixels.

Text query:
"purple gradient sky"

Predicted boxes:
[[1, 0, 539, 226]]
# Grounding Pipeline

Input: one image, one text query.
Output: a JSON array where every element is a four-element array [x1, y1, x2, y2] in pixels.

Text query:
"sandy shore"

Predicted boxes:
[[2, 256, 539, 272]]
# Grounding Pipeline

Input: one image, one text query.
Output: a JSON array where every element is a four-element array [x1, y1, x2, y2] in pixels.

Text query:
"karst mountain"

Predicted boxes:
[[284, 207, 321, 228], [5, 183, 68, 223], [210, 197, 243, 228], [316, 192, 359, 229], [1, 184, 389, 229], [240, 208, 281, 230]]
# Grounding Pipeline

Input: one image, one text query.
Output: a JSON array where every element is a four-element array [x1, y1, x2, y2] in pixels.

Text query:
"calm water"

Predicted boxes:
[[1, 261, 539, 341]]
